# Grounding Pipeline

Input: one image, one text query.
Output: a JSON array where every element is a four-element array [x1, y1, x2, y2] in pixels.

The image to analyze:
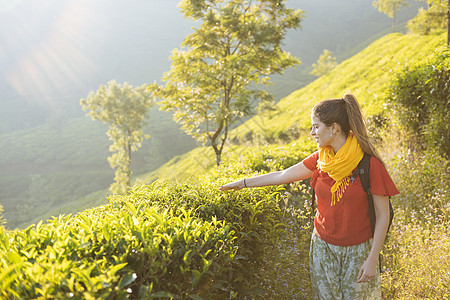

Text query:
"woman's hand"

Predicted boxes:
[[356, 257, 377, 283], [219, 180, 245, 191]]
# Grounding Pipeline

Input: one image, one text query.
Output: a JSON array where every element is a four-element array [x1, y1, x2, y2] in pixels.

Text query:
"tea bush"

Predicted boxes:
[[219, 138, 316, 297], [0, 206, 238, 299], [0, 176, 288, 299]]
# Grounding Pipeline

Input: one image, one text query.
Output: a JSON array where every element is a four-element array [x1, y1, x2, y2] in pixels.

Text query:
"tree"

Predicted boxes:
[[407, 0, 448, 36], [81, 80, 154, 194], [151, 0, 304, 166], [310, 49, 337, 77], [372, 0, 410, 32]]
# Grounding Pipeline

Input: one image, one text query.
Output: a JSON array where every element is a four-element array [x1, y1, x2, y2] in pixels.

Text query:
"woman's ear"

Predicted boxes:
[[331, 123, 342, 135], [331, 122, 344, 136]]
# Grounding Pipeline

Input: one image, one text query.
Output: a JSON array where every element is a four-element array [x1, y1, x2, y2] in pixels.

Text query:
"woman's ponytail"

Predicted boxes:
[[342, 93, 384, 165]]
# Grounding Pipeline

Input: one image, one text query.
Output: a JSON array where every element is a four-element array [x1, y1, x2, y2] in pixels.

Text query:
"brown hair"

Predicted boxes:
[[312, 92, 384, 165]]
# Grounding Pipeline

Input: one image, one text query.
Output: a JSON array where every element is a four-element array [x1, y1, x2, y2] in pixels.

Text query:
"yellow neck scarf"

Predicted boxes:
[[318, 132, 364, 206]]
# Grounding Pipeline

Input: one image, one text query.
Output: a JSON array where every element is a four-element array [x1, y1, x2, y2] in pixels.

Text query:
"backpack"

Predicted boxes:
[[310, 152, 394, 237]]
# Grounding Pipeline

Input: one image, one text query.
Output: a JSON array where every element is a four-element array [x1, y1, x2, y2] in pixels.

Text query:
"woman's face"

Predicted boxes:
[[310, 114, 333, 148]]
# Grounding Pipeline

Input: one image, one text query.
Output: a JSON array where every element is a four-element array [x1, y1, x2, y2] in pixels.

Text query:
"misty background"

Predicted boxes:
[[0, 0, 423, 228]]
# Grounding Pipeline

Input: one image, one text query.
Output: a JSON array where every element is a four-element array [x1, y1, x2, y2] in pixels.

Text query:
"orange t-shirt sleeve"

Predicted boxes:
[[302, 151, 319, 171], [369, 157, 400, 196]]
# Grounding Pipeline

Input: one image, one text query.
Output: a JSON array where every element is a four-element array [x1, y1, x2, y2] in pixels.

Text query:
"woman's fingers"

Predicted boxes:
[[219, 182, 241, 191]]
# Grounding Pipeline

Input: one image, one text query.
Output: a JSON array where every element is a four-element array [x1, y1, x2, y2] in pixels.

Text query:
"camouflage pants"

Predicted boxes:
[[309, 231, 381, 300]]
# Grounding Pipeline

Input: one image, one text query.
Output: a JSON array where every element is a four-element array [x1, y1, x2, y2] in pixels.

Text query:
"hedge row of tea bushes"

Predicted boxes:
[[0, 140, 316, 299], [0, 182, 283, 299]]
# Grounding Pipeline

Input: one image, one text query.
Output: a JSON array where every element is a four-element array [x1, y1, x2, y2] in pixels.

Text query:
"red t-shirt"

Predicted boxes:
[[302, 151, 399, 246]]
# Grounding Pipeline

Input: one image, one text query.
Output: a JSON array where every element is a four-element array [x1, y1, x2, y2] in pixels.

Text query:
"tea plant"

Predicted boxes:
[[0, 172, 290, 299]]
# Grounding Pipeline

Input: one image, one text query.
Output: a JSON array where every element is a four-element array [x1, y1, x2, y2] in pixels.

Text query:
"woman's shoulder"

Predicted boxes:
[[367, 155, 400, 196], [302, 151, 319, 171], [368, 155, 386, 170]]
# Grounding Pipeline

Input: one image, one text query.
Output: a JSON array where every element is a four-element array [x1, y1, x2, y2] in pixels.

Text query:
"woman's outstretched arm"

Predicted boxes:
[[219, 162, 314, 191]]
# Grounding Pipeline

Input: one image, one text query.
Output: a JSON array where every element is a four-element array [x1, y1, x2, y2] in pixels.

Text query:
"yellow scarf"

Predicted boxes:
[[317, 132, 364, 206]]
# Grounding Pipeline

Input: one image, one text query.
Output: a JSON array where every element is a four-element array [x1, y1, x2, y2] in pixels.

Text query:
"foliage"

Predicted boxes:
[[310, 49, 337, 77], [407, 0, 448, 35], [382, 208, 450, 299], [0, 204, 6, 228], [372, 0, 410, 32], [218, 138, 316, 297], [385, 145, 449, 219], [152, 0, 304, 166], [0, 176, 288, 299], [0, 209, 235, 299], [81, 81, 155, 194], [387, 49, 450, 158]]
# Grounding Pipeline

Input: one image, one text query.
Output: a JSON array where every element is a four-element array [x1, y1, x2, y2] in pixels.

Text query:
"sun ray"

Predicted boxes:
[[3, 0, 101, 112]]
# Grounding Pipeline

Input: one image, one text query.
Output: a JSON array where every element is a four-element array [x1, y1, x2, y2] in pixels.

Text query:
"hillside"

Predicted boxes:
[[136, 32, 446, 183], [2, 109, 198, 229]]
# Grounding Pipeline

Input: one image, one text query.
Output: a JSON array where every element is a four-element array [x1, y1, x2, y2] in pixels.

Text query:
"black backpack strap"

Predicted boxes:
[[357, 153, 375, 235], [358, 153, 394, 237]]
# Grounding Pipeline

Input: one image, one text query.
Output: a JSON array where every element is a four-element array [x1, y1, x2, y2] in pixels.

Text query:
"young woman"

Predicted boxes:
[[219, 93, 399, 299]]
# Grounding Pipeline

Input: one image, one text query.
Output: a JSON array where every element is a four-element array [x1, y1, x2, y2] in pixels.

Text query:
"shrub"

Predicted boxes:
[[386, 148, 449, 218], [382, 208, 450, 299], [387, 49, 450, 159], [219, 137, 316, 297], [0, 175, 287, 299], [0, 207, 238, 299]]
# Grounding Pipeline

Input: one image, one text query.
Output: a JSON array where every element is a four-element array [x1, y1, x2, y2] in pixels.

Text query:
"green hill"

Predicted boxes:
[[1, 109, 197, 229], [138, 32, 446, 183]]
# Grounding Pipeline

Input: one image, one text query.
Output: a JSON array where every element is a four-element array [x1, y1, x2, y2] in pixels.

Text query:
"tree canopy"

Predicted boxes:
[[372, 0, 410, 32], [407, 0, 449, 36], [310, 49, 337, 77], [151, 0, 304, 166], [81, 81, 154, 194]]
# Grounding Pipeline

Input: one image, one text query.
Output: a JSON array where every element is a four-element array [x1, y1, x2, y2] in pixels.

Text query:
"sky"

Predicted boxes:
[[0, 0, 190, 117]]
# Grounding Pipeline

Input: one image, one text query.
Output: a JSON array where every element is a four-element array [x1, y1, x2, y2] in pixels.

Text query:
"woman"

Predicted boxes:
[[219, 93, 399, 299]]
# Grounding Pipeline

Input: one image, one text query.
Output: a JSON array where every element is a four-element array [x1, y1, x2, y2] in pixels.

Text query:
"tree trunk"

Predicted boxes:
[[215, 152, 221, 167], [447, 0, 450, 46]]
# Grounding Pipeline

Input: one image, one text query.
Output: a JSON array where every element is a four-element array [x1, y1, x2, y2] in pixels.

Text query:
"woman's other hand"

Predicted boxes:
[[356, 257, 377, 283]]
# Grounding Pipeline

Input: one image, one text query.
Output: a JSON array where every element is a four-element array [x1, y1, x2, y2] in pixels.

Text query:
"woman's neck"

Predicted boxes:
[[331, 134, 347, 154]]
